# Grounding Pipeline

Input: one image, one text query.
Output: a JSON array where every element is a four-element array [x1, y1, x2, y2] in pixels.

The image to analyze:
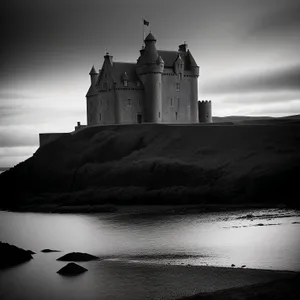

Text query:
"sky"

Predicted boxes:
[[1, 0, 300, 167]]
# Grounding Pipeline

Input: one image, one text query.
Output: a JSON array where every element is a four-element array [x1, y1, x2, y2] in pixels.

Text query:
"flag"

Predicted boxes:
[[143, 19, 149, 26]]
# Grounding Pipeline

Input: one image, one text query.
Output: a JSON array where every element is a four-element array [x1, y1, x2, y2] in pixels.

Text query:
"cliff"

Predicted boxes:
[[1, 123, 300, 210]]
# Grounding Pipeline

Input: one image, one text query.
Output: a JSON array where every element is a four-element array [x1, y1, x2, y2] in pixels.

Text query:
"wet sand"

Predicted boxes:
[[178, 272, 300, 299], [94, 260, 297, 300]]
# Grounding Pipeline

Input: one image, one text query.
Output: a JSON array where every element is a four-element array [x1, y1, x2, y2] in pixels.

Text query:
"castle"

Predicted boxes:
[[39, 33, 212, 147], [86, 32, 212, 125]]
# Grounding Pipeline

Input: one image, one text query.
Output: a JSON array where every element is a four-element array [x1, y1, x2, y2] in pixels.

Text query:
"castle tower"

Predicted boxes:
[[136, 33, 164, 123], [186, 50, 200, 123], [198, 100, 212, 123]]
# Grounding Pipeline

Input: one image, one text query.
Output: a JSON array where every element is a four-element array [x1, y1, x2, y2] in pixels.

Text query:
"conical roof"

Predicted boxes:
[[145, 32, 156, 42], [89, 66, 98, 75], [186, 50, 198, 67]]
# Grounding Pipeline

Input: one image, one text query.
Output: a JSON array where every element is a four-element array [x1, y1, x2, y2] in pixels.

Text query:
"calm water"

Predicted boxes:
[[0, 208, 299, 300]]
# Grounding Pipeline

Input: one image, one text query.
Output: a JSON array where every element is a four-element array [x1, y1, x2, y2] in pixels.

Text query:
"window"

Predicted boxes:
[[158, 111, 160, 118], [99, 113, 102, 121], [137, 81, 140, 87], [127, 99, 131, 107], [176, 83, 180, 91], [170, 97, 173, 107], [179, 73, 182, 80], [137, 114, 142, 124], [175, 112, 178, 120], [124, 80, 128, 87]]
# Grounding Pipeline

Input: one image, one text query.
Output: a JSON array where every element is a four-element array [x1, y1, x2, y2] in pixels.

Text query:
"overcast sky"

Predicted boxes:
[[1, 0, 300, 167]]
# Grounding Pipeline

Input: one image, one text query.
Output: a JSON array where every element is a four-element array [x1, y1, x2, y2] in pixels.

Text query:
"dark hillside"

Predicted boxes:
[[1, 124, 299, 210]]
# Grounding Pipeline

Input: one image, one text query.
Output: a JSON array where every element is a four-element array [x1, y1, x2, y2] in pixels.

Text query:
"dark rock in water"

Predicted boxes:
[[57, 252, 99, 261], [231, 264, 235, 267], [0, 241, 33, 269], [241, 265, 246, 268], [41, 249, 60, 253], [27, 250, 36, 255], [57, 263, 87, 276]]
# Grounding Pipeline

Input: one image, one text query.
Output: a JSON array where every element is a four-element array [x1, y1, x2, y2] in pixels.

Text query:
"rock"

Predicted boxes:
[[0, 241, 33, 269], [57, 263, 87, 276], [27, 250, 36, 255], [41, 249, 60, 253], [57, 252, 99, 261], [241, 265, 246, 268], [231, 264, 235, 267]]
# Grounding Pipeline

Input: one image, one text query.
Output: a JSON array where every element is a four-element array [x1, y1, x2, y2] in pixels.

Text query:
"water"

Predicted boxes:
[[0, 208, 299, 300]]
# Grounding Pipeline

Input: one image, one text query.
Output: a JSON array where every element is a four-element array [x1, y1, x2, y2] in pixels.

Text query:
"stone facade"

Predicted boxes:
[[86, 32, 201, 125]]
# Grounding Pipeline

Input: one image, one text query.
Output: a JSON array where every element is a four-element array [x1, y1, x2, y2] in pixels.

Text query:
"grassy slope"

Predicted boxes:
[[0, 123, 300, 209]]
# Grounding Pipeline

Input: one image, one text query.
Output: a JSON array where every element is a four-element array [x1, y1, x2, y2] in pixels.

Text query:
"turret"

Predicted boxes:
[[136, 32, 164, 123], [198, 100, 212, 123], [89, 66, 98, 86]]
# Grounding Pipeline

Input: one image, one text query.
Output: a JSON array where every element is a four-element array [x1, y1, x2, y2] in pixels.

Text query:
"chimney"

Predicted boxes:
[[178, 42, 188, 52]]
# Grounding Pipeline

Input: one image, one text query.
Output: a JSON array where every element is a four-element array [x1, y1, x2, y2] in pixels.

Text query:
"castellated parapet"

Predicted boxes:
[[198, 100, 212, 123]]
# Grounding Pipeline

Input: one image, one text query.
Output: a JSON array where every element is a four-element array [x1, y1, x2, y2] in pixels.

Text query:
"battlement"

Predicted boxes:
[[198, 100, 212, 123]]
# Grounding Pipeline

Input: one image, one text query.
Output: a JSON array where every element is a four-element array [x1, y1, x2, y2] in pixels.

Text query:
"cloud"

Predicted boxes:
[[249, 2, 300, 37], [210, 92, 300, 117], [0, 146, 37, 158], [0, 91, 38, 101], [202, 64, 300, 95], [215, 91, 300, 104], [0, 102, 84, 126], [0, 127, 39, 148]]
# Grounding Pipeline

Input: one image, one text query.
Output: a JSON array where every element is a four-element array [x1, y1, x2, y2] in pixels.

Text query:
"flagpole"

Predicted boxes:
[[142, 18, 145, 48]]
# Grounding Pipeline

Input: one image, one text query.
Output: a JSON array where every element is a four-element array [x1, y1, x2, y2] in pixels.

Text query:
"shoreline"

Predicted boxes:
[[105, 257, 298, 274], [92, 260, 299, 299], [0, 202, 294, 215]]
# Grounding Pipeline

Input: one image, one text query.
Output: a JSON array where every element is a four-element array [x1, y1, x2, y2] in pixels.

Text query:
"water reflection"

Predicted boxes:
[[0, 209, 299, 299]]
